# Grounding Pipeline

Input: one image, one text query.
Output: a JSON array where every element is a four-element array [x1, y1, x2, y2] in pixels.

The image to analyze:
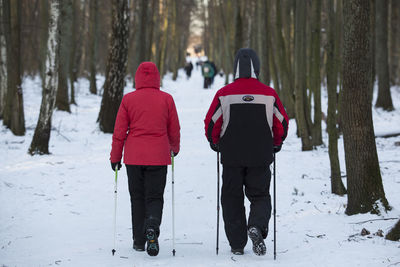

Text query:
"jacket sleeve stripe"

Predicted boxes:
[[274, 101, 288, 143], [212, 106, 222, 123]]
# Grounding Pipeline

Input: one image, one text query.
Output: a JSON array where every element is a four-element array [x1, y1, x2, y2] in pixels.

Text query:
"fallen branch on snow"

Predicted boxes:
[[349, 218, 399, 225]]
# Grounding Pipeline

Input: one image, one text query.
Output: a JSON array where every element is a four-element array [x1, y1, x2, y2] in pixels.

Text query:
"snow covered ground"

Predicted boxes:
[[1, 64, 400, 267]]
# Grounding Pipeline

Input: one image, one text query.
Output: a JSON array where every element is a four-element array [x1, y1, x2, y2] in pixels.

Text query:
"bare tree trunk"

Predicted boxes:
[[0, 0, 7, 119], [258, 0, 270, 85], [28, 0, 60, 155], [69, 0, 80, 105], [89, 0, 99, 95], [385, 219, 400, 241], [294, 0, 312, 151], [389, 0, 400, 85], [375, 0, 394, 110], [39, 0, 49, 85], [98, 0, 129, 133], [275, 0, 295, 118], [55, 0, 72, 112], [133, 0, 147, 74], [4, 0, 25, 135], [342, 0, 390, 215], [327, 0, 346, 196], [310, 0, 323, 146], [234, 2, 243, 54]]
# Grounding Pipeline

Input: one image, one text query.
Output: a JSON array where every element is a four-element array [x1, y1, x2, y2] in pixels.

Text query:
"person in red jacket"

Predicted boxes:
[[204, 48, 289, 256], [110, 62, 180, 256]]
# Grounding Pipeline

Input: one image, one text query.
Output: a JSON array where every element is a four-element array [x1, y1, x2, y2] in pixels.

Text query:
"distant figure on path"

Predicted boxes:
[[202, 60, 217, 89], [110, 62, 180, 257], [184, 61, 194, 78], [204, 48, 289, 256]]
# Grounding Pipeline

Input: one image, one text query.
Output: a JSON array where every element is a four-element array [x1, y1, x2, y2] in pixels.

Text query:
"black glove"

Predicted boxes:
[[209, 142, 219, 152], [273, 145, 282, 153], [111, 162, 122, 171], [171, 151, 179, 157]]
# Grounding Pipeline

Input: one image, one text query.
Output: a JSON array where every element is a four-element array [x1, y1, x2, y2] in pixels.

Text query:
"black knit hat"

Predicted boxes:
[[233, 48, 260, 80]]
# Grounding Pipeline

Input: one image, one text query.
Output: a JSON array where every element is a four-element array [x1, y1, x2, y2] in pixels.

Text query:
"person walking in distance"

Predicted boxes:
[[110, 62, 181, 256], [204, 48, 288, 256]]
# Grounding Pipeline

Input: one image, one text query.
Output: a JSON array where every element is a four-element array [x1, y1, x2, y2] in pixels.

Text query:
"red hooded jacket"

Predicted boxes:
[[110, 62, 180, 165]]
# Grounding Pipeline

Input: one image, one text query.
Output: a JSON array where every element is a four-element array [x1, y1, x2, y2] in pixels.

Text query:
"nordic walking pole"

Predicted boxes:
[[273, 152, 276, 260], [112, 168, 118, 256], [216, 151, 220, 255], [171, 152, 176, 256]]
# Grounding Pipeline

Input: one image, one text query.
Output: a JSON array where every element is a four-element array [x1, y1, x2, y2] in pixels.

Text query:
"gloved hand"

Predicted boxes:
[[209, 142, 219, 152], [111, 161, 122, 171], [171, 151, 179, 157], [273, 145, 282, 153]]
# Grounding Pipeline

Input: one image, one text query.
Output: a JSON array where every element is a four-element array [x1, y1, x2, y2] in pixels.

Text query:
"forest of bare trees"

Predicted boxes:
[[0, 0, 400, 237]]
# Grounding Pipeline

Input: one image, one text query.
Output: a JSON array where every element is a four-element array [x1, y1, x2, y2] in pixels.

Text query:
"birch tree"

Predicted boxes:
[[28, 0, 61, 155], [97, 0, 129, 133]]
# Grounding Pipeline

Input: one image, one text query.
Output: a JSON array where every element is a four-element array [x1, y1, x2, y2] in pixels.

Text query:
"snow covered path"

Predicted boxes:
[[1, 67, 400, 267]]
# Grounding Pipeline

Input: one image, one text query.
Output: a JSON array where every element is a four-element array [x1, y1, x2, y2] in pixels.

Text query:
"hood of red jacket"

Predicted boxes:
[[135, 62, 160, 90]]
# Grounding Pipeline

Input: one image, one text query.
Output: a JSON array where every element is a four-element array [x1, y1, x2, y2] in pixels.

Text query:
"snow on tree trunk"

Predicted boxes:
[[28, 0, 61, 155], [97, 0, 129, 133], [341, 0, 390, 215], [0, 0, 7, 119]]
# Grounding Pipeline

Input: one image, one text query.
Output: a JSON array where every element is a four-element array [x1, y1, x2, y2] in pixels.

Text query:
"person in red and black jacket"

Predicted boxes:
[[110, 62, 180, 256], [204, 48, 288, 256]]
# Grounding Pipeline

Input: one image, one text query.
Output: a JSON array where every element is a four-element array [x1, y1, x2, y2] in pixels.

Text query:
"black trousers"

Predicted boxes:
[[221, 165, 272, 249], [126, 165, 167, 246]]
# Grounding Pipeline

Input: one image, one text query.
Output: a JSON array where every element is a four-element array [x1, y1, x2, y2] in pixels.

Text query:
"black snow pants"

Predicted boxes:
[[221, 165, 272, 250], [126, 165, 167, 246]]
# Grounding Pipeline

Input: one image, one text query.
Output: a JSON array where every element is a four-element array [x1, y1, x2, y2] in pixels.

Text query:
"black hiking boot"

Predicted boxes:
[[145, 228, 159, 256], [133, 243, 145, 252], [248, 226, 266, 256], [231, 248, 244, 255]]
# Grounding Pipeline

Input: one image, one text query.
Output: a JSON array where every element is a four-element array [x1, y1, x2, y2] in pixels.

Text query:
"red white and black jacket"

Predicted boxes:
[[204, 77, 288, 166]]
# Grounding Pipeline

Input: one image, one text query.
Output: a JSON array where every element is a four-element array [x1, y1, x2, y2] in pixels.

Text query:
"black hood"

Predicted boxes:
[[233, 48, 260, 80]]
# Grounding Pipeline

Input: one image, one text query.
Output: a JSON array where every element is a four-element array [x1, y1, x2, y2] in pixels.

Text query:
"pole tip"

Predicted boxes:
[[112, 249, 116, 256]]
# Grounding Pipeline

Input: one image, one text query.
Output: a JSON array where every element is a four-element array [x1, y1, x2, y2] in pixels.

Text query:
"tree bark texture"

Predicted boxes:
[[326, 0, 346, 196], [0, 0, 7, 119], [28, 0, 60, 155], [375, 0, 394, 110], [385, 219, 400, 241], [275, 0, 295, 118], [98, 0, 129, 133], [310, 0, 323, 146], [4, 0, 25, 135], [259, 0, 270, 85], [294, 0, 312, 151], [69, 0, 80, 105], [55, 0, 72, 112], [89, 0, 99, 95], [389, 0, 400, 85], [342, 0, 390, 215]]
